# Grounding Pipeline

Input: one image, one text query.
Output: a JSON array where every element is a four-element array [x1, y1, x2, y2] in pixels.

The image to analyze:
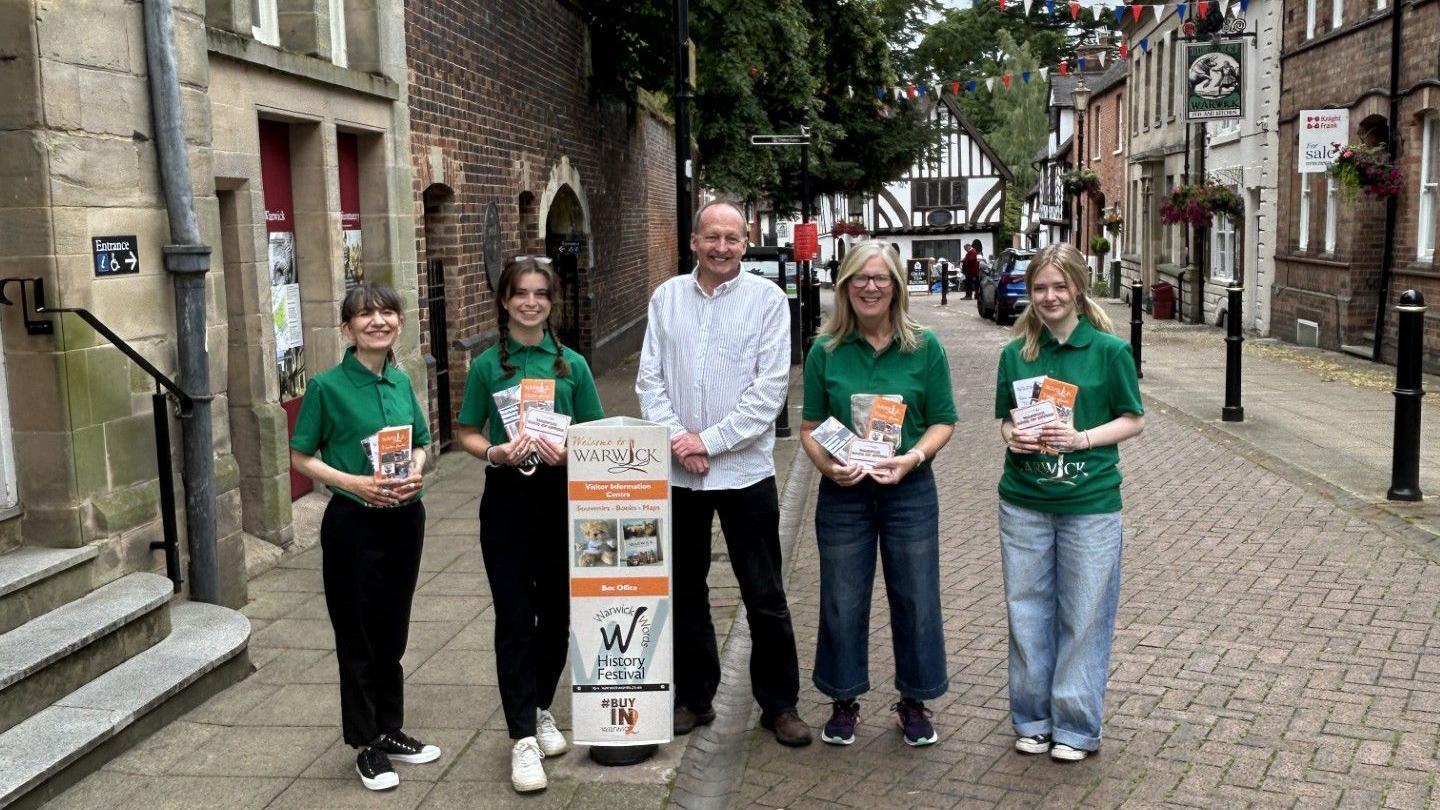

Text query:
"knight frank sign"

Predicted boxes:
[[1185, 40, 1244, 121]]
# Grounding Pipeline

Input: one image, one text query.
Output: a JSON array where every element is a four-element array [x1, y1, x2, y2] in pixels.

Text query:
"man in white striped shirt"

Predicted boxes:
[[636, 200, 812, 747]]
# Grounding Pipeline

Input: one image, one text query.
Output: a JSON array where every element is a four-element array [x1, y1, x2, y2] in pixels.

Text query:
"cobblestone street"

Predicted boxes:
[[730, 298, 1440, 808]]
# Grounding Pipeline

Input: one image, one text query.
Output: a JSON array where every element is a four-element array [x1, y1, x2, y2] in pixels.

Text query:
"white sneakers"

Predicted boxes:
[[1050, 743, 1089, 762], [536, 708, 569, 757], [511, 737, 547, 793]]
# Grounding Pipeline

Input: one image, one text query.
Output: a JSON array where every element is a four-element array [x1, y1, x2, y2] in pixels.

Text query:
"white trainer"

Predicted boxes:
[[511, 736, 547, 793], [1050, 742, 1089, 762], [536, 708, 569, 757]]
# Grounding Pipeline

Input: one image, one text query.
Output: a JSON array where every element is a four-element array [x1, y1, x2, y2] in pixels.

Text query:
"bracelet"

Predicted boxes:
[[483, 445, 497, 465], [910, 447, 926, 465], [1083, 430, 1092, 450]]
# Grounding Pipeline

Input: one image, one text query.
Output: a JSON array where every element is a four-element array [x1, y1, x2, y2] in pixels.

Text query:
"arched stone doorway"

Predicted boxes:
[[543, 185, 590, 354]]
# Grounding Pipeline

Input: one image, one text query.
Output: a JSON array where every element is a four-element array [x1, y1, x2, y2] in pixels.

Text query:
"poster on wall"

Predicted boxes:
[[1184, 40, 1244, 121], [260, 120, 306, 401], [338, 132, 364, 291], [1298, 109, 1350, 173], [567, 418, 674, 747]]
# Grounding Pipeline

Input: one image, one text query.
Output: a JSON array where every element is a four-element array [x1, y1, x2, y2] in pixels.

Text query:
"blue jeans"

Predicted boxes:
[[814, 466, 948, 702], [998, 499, 1123, 751]]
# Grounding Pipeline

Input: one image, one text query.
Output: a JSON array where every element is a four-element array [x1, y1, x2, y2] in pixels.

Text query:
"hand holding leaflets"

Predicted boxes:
[[1006, 376, 1081, 455], [491, 379, 569, 471], [812, 396, 919, 485], [356, 425, 422, 506]]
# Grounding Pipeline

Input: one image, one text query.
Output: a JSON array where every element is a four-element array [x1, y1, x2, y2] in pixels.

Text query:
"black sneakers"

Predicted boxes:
[[375, 730, 442, 764], [355, 746, 398, 791]]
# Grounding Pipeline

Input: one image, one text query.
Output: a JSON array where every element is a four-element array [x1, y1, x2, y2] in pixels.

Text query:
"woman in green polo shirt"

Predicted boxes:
[[799, 240, 957, 748], [993, 242, 1145, 763], [455, 256, 604, 794], [289, 282, 440, 792]]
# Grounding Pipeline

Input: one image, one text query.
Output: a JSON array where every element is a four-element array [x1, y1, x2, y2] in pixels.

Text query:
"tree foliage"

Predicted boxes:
[[584, 0, 940, 208]]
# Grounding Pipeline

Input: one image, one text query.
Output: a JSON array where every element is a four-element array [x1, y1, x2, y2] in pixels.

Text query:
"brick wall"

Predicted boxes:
[[1274, 0, 1440, 367], [1090, 76, 1128, 257], [405, 0, 678, 437]]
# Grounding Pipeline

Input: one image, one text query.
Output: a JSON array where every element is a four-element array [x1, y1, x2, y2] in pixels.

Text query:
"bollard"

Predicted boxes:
[[1129, 280, 1143, 379], [940, 264, 949, 306], [1222, 285, 1244, 422], [1387, 289, 1426, 501]]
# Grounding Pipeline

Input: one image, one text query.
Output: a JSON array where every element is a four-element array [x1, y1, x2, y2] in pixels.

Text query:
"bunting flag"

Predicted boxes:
[[1045, 0, 1055, 13], [1069, 0, 1082, 18], [1039, 67, 1049, 79], [1114, 5, 1126, 24], [1132, 3, 1144, 20], [1218, 0, 1231, 13], [1022, 70, 1032, 84], [1175, 2, 1186, 17], [876, 87, 886, 99], [1024, 0, 1035, 15], [1139, 36, 1150, 52], [1119, 40, 1129, 59], [917, 84, 927, 96], [906, 84, 916, 98], [1058, 59, 1069, 76], [1099, 51, 1108, 67], [1078, 56, 1087, 72], [998, 0, 1006, 10], [967, 80, 978, 92], [986, 78, 996, 92], [1240, 0, 1249, 10], [1197, 0, 1209, 16], [1093, 4, 1107, 21], [1002, 73, 1013, 88], [952, 81, 960, 95]]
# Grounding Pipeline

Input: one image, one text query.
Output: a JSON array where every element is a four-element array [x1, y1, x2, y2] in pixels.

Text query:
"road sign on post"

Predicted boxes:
[[793, 223, 818, 261]]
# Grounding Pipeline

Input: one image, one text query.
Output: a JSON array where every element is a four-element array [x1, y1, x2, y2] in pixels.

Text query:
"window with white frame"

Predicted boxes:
[[1212, 212, 1237, 283], [330, 0, 348, 67], [1306, 0, 1317, 38], [1299, 173, 1312, 250], [1377, 0, 1387, 10], [1115, 96, 1124, 152], [252, 0, 279, 46], [1331, 0, 1343, 29], [1325, 175, 1338, 252], [1420, 113, 1438, 260]]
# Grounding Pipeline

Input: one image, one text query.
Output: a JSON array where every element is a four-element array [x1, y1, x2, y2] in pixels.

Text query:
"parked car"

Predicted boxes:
[[978, 248, 1033, 325]]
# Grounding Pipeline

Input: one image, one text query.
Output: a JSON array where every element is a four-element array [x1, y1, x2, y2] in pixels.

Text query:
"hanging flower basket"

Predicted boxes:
[[1328, 143, 1402, 199], [1160, 182, 1244, 228], [1102, 209, 1124, 236], [1090, 235, 1111, 256], [1062, 167, 1102, 198]]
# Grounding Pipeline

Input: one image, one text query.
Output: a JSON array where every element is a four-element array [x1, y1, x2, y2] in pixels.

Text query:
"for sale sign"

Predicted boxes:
[[1298, 109, 1350, 173], [568, 418, 674, 746]]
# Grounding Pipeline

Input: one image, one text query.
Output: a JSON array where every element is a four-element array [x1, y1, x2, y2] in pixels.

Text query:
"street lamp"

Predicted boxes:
[[1071, 78, 1092, 261]]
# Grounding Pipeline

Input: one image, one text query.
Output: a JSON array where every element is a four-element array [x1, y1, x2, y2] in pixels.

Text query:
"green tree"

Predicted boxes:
[[988, 32, 1050, 190], [584, 0, 941, 207]]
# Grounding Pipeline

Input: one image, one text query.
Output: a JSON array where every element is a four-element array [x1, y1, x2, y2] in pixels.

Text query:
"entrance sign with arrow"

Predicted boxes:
[[92, 235, 140, 277]]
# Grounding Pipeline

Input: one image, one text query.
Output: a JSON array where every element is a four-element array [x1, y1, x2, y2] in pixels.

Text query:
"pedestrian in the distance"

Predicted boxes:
[[799, 240, 957, 747], [636, 199, 813, 747], [993, 242, 1144, 762], [289, 282, 441, 792], [961, 241, 981, 299], [455, 256, 605, 794]]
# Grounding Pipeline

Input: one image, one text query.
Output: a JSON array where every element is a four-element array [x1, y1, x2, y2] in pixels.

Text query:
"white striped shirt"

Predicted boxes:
[[636, 269, 791, 491]]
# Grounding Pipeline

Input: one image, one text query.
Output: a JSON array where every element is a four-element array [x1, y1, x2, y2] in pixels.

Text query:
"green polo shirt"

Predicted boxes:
[[457, 333, 605, 445], [993, 315, 1144, 515], [290, 348, 432, 505], [802, 328, 958, 456]]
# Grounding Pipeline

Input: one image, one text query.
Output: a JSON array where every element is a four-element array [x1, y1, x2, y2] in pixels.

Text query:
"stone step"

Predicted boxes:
[[0, 547, 100, 636], [0, 573, 172, 736], [0, 601, 251, 810]]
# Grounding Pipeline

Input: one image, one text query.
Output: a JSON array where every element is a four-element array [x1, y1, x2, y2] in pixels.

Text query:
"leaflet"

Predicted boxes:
[[863, 397, 907, 453], [1009, 400, 1059, 433], [1036, 377, 1079, 455], [368, 425, 413, 482], [1012, 375, 1046, 408], [811, 416, 857, 462], [492, 384, 522, 440], [523, 409, 572, 444], [847, 439, 894, 470]]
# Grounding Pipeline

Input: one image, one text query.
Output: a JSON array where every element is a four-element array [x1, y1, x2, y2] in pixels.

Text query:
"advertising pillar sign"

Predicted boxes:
[[1184, 40, 1244, 121], [1298, 109, 1350, 173], [337, 132, 364, 291], [259, 119, 311, 498], [567, 417, 673, 747]]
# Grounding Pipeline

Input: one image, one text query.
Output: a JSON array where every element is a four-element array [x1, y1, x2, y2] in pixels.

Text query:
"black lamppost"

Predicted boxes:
[[1071, 78, 1092, 265], [673, 0, 693, 276]]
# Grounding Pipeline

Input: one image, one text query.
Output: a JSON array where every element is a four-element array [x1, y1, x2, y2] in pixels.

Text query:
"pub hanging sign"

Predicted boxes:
[[1185, 39, 1244, 121]]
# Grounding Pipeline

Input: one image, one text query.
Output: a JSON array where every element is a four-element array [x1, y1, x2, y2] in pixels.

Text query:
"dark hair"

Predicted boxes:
[[971, 239, 983, 251], [496, 256, 571, 379], [340, 281, 404, 323]]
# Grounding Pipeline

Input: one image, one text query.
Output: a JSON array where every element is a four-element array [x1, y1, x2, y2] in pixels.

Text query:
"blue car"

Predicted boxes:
[[978, 248, 1033, 325]]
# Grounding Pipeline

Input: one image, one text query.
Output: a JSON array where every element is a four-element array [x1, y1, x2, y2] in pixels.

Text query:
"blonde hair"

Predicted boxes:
[[819, 240, 925, 353], [1012, 243, 1115, 362]]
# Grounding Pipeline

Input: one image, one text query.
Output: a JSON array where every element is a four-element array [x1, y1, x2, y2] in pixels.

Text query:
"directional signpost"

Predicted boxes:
[[92, 235, 140, 277]]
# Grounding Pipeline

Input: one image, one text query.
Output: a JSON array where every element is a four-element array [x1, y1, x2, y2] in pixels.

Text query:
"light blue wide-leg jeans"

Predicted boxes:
[[998, 499, 1123, 751]]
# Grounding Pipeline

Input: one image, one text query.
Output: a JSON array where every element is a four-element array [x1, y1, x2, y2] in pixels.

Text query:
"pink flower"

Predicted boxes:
[[1342, 150, 1353, 159]]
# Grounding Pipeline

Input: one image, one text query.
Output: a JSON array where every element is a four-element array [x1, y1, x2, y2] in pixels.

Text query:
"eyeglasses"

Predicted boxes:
[[850, 274, 893, 289]]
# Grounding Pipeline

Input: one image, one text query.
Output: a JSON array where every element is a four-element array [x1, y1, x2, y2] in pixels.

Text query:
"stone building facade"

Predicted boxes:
[[1274, 0, 1440, 364], [0, 0, 419, 601], [405, 0, 677, 449]]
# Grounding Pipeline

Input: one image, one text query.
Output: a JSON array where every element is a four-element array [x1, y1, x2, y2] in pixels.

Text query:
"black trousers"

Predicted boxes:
[[479, 464, 570, 740], [672, 477, 800, 720], [320, 494, 425, 748]]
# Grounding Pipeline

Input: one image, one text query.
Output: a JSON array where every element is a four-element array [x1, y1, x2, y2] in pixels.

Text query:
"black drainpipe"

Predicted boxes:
[[1370, 0, 1404, 361], [141, 0, 221, 604]]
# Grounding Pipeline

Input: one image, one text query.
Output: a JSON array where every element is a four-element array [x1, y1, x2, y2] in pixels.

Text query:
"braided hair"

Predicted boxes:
[[496, 256, 572, 379]]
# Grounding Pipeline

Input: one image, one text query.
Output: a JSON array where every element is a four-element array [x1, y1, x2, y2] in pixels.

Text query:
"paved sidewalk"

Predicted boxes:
[[731, 295, 1440, 808], [47, 352, 804, 810]]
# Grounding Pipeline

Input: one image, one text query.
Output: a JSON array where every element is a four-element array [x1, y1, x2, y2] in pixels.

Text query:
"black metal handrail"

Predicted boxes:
[[0, 276, 188, 591]]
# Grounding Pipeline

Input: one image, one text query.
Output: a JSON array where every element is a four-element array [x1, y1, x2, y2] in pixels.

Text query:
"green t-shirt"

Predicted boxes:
[[456, 333, 605, 445], [802, 328, 959, 457], [993, 315, 1144, 515], [289, 348, 432, 506]]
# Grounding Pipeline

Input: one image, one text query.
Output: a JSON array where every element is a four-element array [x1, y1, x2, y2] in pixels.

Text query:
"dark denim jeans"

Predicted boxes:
[[813, 466, 948, 702]]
